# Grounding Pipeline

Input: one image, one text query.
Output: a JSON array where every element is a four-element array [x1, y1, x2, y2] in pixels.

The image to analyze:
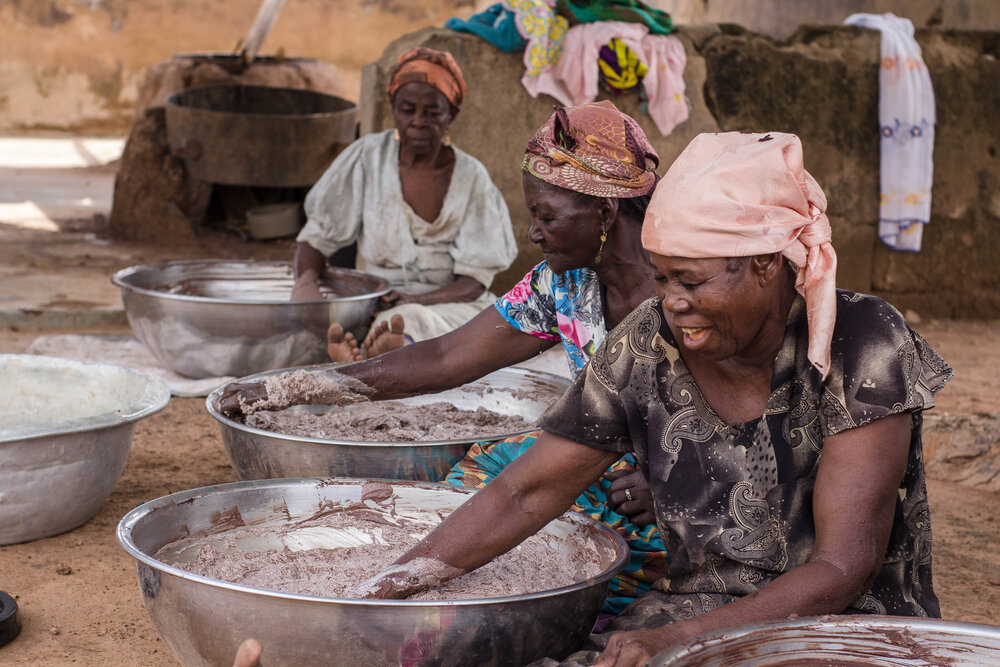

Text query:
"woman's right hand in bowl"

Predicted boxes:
[[291, 269, 323, 301], [218, 381, 268, 417]]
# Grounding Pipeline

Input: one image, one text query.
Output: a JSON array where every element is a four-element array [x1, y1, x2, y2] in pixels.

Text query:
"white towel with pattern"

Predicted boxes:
[[845, 13, 936, 252]]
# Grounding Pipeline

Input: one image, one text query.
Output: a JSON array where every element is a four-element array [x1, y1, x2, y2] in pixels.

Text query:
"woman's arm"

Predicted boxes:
[[217, 306, 556, 413], [290, 242, 327, 301], [594, 413, 914, 667], [380, 275, 485, 307], [358, 431, 621, 598], [342, 305, 556, 397]]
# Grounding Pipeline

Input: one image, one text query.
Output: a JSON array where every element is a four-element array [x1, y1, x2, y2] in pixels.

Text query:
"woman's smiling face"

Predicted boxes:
[[650, 253, 774, 361], [522, 173, 606, 274]]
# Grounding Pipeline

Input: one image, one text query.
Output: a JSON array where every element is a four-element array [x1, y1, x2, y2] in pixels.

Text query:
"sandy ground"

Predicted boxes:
[[0, 163, 998, 663], [0, 317, 997, 665]]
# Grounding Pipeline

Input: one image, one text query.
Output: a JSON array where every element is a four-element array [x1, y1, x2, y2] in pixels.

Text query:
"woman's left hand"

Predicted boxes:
[[604, 469, 655, 527], [379, 290, 420, 309], [594, 627, 683, 667]]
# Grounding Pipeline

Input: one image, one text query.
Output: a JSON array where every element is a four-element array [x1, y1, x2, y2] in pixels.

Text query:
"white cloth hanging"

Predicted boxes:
[[844, 12, 936, 252]]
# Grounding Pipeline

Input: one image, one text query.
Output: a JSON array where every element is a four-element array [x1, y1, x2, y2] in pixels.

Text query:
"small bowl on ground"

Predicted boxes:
[[117, 478, 628, 667], [0, 354, 170, 545], [206, 366, 572, 482], [648, 614, 1000, 666], [112, 260, 391, 379], [245, 203, 301, 240]]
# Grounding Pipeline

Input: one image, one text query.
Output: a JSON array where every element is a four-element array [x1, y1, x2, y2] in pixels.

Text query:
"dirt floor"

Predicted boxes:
[[1, 231, 999, 664]]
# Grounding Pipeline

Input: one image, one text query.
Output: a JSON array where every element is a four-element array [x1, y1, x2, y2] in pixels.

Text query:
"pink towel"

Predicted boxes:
[[523, 21, 689, 136]]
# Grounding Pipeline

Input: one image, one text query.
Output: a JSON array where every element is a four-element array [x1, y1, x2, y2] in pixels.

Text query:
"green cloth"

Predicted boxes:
[[555, 0, 674, 35]]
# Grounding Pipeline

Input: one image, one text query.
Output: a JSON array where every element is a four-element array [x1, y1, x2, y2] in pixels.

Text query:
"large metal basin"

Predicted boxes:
[[165, 84, 358, 187], [206, 366, 571, 481], [649, 615, 1000, 666], [112, 260, 390, 379], [117, 478, 628, 667], [0, 354, 169, 545]]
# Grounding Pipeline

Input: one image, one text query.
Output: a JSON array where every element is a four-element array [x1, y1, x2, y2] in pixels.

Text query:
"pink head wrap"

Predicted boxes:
[[642, 132, 838, 378]]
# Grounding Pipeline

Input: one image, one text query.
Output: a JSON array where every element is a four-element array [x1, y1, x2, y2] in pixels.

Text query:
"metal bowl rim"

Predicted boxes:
[[111, 260, 391, 305], [650, 614, 1000, 665], [165, 84, 359, 121], [205, 365, 572, 447], [0, 354, 171, 443], [116, 477, 629, 607], [170, 53, 327, 64]]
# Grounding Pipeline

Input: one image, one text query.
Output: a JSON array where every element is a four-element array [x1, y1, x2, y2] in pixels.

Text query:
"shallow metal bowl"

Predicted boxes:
[[206, 366, 571, 481], [649, 615, 1000, 666], [0, 354, 169, 545], [117, 478, 628, 667], [112, 260, 390, 379]]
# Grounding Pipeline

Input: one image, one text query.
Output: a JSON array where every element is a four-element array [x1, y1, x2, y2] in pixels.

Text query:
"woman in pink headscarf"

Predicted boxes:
[[352, 131, 953, 666]]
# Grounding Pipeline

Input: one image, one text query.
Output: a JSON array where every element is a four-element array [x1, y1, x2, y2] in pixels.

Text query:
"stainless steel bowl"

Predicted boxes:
[[117, 478, 628, 667], [649, 615, 1000, 666], [206, 366, 571, 481], [112, 260, 391, 379], [0, 354, 170, 545]]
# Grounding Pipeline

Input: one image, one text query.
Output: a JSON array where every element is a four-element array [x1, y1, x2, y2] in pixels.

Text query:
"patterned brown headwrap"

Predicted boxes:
[[522, 100, 659, 198], [386, 47, 467, 109]]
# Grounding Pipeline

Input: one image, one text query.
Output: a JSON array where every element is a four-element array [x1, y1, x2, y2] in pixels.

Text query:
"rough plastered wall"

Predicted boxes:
[[654, 0, 1000, 39], [0, 0, 475, 134], [361, 27, 1000, 319], [3, 0, 1000, 134]]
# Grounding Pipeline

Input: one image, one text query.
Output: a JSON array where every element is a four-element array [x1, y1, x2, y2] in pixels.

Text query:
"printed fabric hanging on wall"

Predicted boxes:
[[845, 12, 936, 252]]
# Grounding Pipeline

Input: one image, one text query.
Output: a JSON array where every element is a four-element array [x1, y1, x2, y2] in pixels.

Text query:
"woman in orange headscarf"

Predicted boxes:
[[292, 48, 517, 360]]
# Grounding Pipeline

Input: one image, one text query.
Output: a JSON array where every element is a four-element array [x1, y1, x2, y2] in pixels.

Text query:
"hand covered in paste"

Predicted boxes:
[[291, 269, 323, 301], [354, 558, 465, 600], [594, 627, 684, 667], [217, 380, 268, 418]]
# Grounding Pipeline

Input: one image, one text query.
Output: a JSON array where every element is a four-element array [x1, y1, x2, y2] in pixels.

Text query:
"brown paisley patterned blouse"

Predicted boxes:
[[539, 291, 952, 619]]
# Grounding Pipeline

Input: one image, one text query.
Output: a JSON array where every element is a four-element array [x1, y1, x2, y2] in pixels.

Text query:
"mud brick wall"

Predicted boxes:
[[361, 27, 1000, 318]]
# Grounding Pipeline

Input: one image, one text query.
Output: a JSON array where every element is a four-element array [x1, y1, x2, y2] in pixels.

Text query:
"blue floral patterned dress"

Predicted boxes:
[[444, 261, 668, 617], [493, 262, 605, 376]]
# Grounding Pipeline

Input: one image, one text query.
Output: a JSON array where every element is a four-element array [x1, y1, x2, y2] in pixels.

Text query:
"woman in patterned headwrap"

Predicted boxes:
[[349, 131, 953, 667], [293, 47, 517, 359], [222, 100, 669, 619]]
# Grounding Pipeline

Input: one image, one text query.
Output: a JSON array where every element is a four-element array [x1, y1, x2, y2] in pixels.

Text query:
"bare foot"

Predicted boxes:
[[327, 323, 361, 362], [232, 638, 262, 667], [362, 314, 407, 358]]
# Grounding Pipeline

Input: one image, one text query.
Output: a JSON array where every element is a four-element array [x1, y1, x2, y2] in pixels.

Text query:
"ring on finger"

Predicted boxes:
[[624, 488, 633, 502]]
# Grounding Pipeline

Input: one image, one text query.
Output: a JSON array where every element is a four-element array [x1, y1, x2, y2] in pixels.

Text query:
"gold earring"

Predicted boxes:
[[443, 134, 451, 147], [595, 229, 608, 265], [393, 128, 400, 141]]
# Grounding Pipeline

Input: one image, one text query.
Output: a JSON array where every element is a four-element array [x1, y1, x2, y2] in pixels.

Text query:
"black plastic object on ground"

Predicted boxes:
[[0, 591, 21, 647]]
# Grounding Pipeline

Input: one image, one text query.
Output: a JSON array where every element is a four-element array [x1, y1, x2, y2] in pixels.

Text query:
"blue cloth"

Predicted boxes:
[[446, 3, 528, 53]]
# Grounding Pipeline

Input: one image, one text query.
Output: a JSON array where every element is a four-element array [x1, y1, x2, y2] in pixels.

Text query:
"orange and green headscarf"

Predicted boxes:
[[386, 47, 467, 110]]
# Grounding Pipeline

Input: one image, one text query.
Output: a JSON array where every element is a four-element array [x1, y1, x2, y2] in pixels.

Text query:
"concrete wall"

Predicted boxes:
[[361, 27, 1000, 319]]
